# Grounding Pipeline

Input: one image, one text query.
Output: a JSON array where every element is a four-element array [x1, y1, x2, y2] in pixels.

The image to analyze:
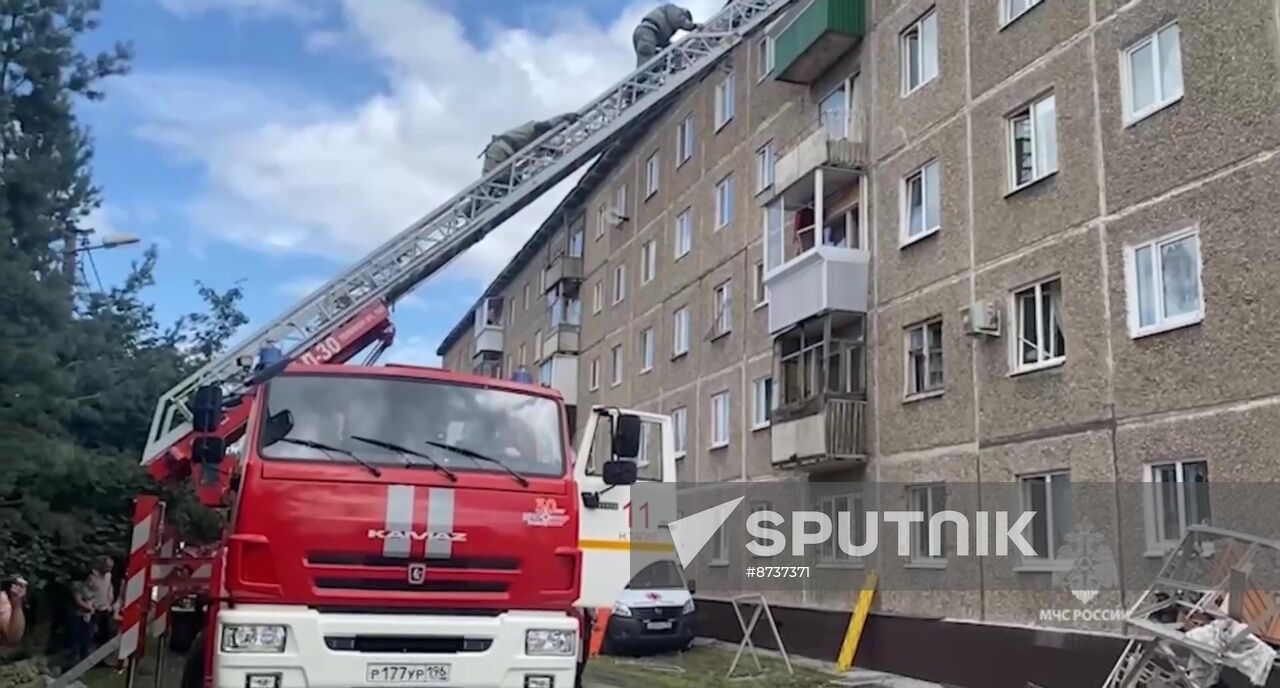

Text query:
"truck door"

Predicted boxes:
[[574, 407, 679, 609]]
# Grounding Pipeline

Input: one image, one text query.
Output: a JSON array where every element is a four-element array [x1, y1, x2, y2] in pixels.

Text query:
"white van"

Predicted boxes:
[[603, 560, 696, 655]]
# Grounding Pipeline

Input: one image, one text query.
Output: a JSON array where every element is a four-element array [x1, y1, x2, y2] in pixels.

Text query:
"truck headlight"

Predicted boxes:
[[221, 624, 287, 653], [682, 599, 696, 615], [525, 629, 576, 656], [610, 601, 632, 618]]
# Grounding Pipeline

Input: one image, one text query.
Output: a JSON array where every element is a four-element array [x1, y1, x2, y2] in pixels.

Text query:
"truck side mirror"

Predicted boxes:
[[611, 413, 642, 459], [261, 410, 295, 447], [686, 578, 697, 595], [602, 459, 638, 486], [191, 436, 226, 465], [191, 385, 224, 433]]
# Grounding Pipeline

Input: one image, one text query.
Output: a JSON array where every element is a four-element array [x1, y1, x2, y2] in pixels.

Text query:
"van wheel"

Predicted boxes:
[[181, 631, 206, 688]]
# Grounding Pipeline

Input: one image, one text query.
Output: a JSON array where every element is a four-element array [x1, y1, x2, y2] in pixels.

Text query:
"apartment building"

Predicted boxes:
[[438, 0, 1280, 683]]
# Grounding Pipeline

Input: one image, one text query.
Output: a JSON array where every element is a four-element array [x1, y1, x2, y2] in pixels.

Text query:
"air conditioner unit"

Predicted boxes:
[[961, 299, 1001, 338]]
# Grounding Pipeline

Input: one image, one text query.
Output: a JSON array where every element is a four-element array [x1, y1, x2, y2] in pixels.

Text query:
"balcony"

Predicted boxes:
[[539, 354, 578, 405], [773, 120, 866, 196], [472, 297, 504, 356], [765, 245, 868, 334], [545, 295, 582, 354], [772, 0, 866, 85], [544, 328, 580, 356], [772, 396, 867, 470], [543, 254, 583, 292]]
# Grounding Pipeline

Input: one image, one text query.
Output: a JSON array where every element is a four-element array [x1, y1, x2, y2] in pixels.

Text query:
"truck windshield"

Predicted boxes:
[[258, 374, 565, 477]]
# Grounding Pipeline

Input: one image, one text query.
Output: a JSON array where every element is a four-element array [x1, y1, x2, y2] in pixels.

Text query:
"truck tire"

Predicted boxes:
[[181, 630, 206, 688]]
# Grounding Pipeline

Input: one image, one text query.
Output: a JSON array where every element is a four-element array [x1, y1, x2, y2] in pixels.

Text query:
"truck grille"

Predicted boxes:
[[633, 606, 682, 620], [325, 635, 493, 654], [314, 578, 509, 593], [307, 552, 519, 570]]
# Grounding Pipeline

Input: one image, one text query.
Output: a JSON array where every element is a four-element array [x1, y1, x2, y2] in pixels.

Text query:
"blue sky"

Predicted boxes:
[[80, 0, 722, 365]]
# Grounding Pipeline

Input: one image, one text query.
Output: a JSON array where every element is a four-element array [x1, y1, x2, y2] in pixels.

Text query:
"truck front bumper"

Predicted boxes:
[[214, 604, 578, 688]]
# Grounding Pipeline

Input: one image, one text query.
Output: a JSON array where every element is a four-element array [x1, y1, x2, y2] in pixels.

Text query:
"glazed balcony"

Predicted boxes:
[[772, 0, 866, 85]]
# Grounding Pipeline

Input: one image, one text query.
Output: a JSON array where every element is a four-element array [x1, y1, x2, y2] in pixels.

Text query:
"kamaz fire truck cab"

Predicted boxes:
[[182, 363, 676, 688]]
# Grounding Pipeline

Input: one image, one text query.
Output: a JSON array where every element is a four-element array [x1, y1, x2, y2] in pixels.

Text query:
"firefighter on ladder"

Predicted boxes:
[[632, 4, 700, 66]]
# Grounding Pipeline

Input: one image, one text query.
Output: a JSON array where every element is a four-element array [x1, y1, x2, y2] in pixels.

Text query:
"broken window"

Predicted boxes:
[[776, 316, 865, 408], [1013, 278, 1065, 372], [906, 319, 944, 397], [1020, 471, 1072, 563], [1148, 460, 1210, 550]]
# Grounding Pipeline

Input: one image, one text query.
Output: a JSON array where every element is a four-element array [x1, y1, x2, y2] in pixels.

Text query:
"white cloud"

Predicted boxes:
[[124, 0, 724, 289], [158, 0, 324, 21], [384, 334, 441, 367], [274, 276, 327, 299]]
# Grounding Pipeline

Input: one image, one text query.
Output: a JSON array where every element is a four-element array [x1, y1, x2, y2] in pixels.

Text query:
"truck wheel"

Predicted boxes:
[[181, 630, 206, 688]]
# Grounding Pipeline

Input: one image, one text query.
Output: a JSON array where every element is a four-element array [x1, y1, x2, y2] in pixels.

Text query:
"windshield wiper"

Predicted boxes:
[[424, 440, 530, 488], [274, 437, 382, 478], [350, 435, 458, 482]]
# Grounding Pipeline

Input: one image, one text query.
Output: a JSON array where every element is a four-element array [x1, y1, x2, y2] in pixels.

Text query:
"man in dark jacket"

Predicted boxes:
[[482, 113, 580, 175], [633, 4, 699, 66]]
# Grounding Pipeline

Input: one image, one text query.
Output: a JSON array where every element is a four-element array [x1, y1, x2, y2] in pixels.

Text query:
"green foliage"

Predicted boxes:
[[0, 0, 244, 601]]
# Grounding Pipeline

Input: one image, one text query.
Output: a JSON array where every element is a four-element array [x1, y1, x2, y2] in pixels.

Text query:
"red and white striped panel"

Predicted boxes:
[[118, 496, 160, 662], [148, 532, 176, 638]]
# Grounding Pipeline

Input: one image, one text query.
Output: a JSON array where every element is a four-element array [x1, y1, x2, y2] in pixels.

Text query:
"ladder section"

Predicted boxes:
[[142, 0, 794, 465]]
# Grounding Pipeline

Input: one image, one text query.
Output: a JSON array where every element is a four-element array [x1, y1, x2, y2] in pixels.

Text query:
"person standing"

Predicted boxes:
[[85, 556, 121, 664]]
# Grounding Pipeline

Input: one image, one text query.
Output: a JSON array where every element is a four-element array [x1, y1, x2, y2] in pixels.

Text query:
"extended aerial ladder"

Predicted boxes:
[[140, 0, 797, 486]]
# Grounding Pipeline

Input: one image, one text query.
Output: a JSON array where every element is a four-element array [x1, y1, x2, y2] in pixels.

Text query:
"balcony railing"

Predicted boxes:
[[544, 255, 583, 291], [771, 396, 867, 470]]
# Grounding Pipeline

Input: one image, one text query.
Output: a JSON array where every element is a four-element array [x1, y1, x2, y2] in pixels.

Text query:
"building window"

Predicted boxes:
[[610, 344, 623, 387], [507, 298, 515, 326], [764, 201, 783, 271], [589, 358, 600, 390], [569, 225, 584, 258], [1000, 0, 1042, 26], [674, 208, 693, 259], [539, 268, 547, 293], [1123, 23, 1183, 125], [519, 343, 527, 366], [539, 359, 553, 386], [753, 260, 767, 307], [778, 319, 864, 407], [534, 330, 543, 361], [595, 205, 607, 238], [902, 160, 941, 245], [592, 280, 603, 314], [817, 494, 863, 565], [641, 240, 656, 284], [645, 152, 660, 198], [673, 306, 690, 356], [909, 484, 947, 562], [755, 32, 775, 81], [715, 71, 735, 130], [523, 283, 530, 310], [1021, 471, 1072, 564], [710, 391, 730, 448], [905, 319, 944, 398], [671, 406, 687, 458], [755, 142, 775, 192], [710, 517, 728, 564], [715, 175, 734, 229], [1124, 229, 1203, 338], [713, 280, 732, 337], [901, 9, 938, 95], [676, 115, 694, 165], [1012, 278, 1065, 372], [612, 263, 626, 304], [1008, 93, 1058, 190], [1146, 460, 1210, 551], [751, 376, 773, 430], [614, 184, 628, 219], [639, 327, 654, 373]]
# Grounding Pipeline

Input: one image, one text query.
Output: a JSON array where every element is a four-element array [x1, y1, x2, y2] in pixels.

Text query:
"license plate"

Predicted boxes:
[[366, 663, 450, 684], [645, 620, 673, 630]]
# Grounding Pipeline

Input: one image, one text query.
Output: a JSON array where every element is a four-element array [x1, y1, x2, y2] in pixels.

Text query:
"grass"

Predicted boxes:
[[584, 645, 839, 688]]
